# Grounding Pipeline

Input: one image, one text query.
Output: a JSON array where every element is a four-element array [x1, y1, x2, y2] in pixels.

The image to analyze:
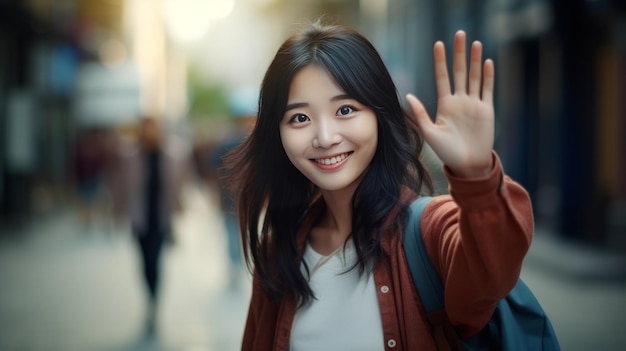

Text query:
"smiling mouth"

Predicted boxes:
[[312, 152, 353, 165]]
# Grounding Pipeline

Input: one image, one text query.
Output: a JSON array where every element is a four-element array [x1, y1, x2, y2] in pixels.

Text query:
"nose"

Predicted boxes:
[[313, 118, 342, 149]]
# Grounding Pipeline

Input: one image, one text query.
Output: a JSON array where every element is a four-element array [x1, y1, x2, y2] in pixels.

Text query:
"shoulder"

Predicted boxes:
[[401, 190, 458, 234], [422, 195, 458, 225]]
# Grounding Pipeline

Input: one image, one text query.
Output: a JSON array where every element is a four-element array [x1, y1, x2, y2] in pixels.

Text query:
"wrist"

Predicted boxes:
[[447, 157, 494, 179]]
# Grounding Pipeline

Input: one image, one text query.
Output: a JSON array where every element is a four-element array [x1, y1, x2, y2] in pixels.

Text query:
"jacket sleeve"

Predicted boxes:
[[420, 151, 534, 338]]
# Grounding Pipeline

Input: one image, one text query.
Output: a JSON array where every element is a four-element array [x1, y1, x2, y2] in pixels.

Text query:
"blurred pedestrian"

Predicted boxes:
[[109, 116, 190, 337], [225, 21, 535, 350]]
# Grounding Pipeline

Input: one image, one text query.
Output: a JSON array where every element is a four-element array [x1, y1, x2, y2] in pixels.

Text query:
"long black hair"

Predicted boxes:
[[225, 21, 432, 305]]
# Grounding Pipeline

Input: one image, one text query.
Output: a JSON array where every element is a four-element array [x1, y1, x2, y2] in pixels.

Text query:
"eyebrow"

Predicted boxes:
[[285, 94, 353, 112]]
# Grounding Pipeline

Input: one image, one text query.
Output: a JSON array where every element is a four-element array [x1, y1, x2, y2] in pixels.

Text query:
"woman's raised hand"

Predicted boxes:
[[407, 30, 495, 178]]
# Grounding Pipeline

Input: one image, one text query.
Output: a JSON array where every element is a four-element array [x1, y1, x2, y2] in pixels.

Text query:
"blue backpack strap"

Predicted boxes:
[[403, 196, 464, 350], [403, 196, 442, 312]]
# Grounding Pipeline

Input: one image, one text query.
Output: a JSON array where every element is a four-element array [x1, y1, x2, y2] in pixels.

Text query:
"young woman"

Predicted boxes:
[[226, 21, 533, 350]]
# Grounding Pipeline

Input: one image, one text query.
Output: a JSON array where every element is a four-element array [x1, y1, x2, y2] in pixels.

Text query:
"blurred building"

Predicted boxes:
[[0, 0, 176, 224], [1, 0, 625, 252], [362, 0, 626, 251], [0, 0, 86, 222]]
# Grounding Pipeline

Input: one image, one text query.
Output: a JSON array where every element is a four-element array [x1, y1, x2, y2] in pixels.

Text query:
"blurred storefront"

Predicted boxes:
[[0, 0, 81, 221], [494, 0, 626, 250], [376, 0, 626, 250], [0, 0, 142, 224], [0, 0, 180, 225]]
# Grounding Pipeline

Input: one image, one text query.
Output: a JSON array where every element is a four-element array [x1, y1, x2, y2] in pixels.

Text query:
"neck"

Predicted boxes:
[[308, 185, 357, 255]]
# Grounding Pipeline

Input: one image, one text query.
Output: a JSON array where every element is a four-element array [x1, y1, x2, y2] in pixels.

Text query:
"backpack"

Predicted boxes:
[[403, 196, 561, 351]]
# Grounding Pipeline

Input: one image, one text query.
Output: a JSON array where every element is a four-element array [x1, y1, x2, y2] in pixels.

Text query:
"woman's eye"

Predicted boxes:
[[337, 105, 355, 116], [291, 114, 310, 124]]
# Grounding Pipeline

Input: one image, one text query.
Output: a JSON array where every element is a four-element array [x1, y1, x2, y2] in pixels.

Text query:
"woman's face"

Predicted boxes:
[[279, 64, 378, 192]]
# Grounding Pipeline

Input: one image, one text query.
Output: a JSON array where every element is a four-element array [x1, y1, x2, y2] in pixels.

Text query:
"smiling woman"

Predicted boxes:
[[224, 19, 536, 351]]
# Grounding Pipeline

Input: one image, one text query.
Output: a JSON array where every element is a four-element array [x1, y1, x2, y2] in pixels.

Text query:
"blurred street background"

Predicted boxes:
[[1, 0, 626, 350]]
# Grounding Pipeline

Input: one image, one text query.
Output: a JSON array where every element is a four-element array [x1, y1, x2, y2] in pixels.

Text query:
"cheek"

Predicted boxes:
[[280, 128, 302, 161], [352, 117, 378, 149]]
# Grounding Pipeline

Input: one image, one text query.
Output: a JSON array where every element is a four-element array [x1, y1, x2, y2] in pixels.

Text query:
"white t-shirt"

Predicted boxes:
[[290, 239, 385, 350]]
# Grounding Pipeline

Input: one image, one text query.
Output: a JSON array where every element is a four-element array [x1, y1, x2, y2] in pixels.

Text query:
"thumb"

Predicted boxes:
[[406, 94, 432, 133]]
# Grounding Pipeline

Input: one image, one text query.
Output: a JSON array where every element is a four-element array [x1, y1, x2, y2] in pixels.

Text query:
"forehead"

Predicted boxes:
[[287, 65, 345, 102]]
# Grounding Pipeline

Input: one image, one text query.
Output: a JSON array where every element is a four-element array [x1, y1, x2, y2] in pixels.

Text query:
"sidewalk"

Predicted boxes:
[[525, 226, 626, 282], [0, 183, 251, 351], [520, 228, 626, 351]]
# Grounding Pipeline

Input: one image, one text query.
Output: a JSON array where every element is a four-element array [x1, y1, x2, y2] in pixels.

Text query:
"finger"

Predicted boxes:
[[452, 30, 467, 94], [481, 59, 495, 104], [406, 94, 433, 133], [433, 41, 451, 98], [468, 41, 483, 97]]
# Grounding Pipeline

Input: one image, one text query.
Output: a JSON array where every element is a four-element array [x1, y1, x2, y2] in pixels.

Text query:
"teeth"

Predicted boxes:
[[315, 153, 349, 165]]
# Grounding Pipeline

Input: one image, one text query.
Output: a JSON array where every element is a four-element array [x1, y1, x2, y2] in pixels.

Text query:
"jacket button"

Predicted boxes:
[[380, 285, 390, 293], [387, 339, 397, 348]]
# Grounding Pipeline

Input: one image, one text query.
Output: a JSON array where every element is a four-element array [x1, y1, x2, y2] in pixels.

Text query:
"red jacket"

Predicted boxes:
[[242, 153, 533, 350]]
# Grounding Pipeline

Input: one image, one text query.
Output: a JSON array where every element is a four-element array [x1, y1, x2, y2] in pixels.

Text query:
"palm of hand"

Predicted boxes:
[[407, 30, 495, 178]]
